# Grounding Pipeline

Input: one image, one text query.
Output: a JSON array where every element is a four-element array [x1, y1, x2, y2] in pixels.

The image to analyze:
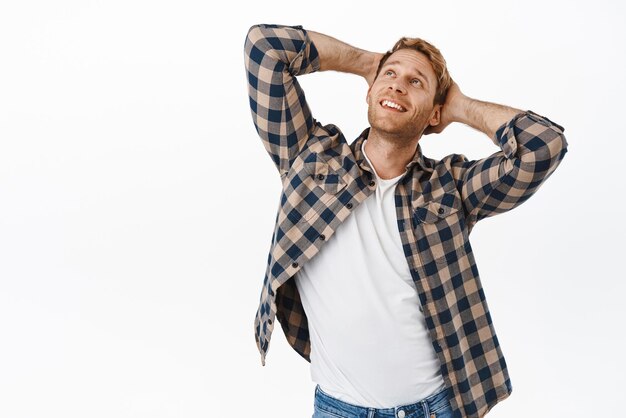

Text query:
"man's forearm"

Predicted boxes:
[[308, 30, 380, 81], [453, 97, 525, 141]]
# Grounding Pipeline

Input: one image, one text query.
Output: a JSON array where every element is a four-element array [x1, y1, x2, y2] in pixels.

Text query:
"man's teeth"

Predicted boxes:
[[382, 100, 405, 111]]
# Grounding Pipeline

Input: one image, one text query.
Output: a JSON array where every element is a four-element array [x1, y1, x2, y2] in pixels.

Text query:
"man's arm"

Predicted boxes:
[[244, 25, 381, 176], [456, 98, 524, 141], [425, 80, 526, 140], [428, 81, 569, 232], [307, 30, 383, 86], [244, 24, 321, 175]]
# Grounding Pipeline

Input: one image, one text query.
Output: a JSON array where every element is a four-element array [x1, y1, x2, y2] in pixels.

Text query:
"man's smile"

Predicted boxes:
[[379, 99, 407, 112]]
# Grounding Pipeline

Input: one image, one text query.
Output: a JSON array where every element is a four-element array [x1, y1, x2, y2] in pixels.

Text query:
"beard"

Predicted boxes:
[[367, 103, 431, 144]]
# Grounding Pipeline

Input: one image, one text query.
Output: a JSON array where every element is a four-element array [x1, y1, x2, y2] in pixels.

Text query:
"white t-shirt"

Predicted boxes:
[[294, 140, 446, 408]]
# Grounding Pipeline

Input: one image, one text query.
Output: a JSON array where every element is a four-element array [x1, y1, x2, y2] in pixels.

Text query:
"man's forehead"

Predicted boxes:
[[384, 50, 435, 80]]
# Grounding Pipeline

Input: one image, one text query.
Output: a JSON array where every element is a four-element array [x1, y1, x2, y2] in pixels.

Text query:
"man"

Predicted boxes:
[[243, 24, 568, 418]]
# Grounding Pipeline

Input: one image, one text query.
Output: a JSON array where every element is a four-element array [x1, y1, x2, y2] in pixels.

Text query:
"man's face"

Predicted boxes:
[[366, 49, 440, 142]]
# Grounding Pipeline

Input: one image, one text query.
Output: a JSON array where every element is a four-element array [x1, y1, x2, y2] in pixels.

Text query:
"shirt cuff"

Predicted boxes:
[[286, 25, 321, 76], [495, 110, 566, 158]]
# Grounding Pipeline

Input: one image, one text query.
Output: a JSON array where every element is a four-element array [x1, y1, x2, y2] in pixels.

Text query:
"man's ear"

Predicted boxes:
[[429, 104, 442, 126], [366, 86, 372, 105]]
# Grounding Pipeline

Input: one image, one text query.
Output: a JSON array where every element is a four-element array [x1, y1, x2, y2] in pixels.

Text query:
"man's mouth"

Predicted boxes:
[[380, 99, 407, 112]]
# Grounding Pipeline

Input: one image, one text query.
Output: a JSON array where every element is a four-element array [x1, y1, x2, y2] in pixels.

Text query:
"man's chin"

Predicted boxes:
[[369, 120, 424, 141], [370, 119, 410, 134], [371, 127, 416, 140]]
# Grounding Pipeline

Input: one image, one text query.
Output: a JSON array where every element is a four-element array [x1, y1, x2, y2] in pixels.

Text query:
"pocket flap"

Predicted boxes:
[[414, 192, 460, 223], [303, 155, 346, 195]]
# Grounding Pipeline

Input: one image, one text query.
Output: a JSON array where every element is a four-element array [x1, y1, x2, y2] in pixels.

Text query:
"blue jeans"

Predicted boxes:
[[312, 384, 454, 418]]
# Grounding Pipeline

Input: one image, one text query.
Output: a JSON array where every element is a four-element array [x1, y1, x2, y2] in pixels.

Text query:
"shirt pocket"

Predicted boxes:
[[413, 191, 467, 266], [295, 155, 346, 222], [303, 159, 347, 195]]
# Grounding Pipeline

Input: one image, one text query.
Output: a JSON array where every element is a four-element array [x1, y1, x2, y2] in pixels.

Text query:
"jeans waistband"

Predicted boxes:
[[314, 384, 450, 418]]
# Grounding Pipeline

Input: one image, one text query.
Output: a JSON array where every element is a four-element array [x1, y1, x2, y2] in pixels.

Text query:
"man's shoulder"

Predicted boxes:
[[310, 120, 345, 140], [418, 152, 472, 191], [427, 152, 471, 168], [302, 121, 354, 157]]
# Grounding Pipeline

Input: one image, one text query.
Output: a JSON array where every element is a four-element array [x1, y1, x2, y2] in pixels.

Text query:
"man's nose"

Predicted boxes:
[[388, 81, 406, 94]]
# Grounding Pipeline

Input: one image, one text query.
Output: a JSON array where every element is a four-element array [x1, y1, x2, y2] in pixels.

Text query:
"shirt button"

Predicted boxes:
[[438, 208, 444, 214], [369, 181, 376, 187], [319, 234, 325, 241], [292, 262, 298, 268], [317, 174, 325, 180], [346, 203, 353, 209], [397, 410, 405, 418]]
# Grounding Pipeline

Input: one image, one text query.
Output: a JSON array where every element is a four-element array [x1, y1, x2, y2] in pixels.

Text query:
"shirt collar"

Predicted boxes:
[[351, 127, 433, 174]]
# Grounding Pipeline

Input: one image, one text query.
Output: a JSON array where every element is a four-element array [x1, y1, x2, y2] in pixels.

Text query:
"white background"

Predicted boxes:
[[1, 0, 624, 417]]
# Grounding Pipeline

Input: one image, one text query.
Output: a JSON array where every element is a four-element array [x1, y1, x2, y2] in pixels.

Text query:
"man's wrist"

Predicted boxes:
[[449, 95, 471, 125]]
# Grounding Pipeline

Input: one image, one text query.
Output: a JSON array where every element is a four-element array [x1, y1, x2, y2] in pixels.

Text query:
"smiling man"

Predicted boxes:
[[244, 24, 568, 418]]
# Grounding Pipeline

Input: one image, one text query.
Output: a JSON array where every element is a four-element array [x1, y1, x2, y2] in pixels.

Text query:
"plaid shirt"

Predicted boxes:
[[244, 23, 568, 418]]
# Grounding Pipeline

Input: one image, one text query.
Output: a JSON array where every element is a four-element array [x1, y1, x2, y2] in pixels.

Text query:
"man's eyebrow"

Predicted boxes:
[[383, 60, 430, 86]]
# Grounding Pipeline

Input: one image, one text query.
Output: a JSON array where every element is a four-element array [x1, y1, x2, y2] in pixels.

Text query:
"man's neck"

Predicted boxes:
[[364, 130, 421, 180]]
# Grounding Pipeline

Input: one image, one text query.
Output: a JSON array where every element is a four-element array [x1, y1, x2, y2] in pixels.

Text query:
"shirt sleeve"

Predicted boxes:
[[450, 110, 569, 232], [244, 24, 321, 175]]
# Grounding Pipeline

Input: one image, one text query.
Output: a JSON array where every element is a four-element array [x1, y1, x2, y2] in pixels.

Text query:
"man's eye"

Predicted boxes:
[[385, 70, 394, 76], [412, 79, 421, 85]]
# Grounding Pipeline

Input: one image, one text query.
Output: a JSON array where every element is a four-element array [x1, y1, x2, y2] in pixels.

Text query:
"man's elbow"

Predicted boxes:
[[246, 24, 262, 42], [518, 130, 568, 181], [518, 116, 568, 165], [543, 129, 568, 163], [245, 24, 264, 53], [244, 24, 282, 64]]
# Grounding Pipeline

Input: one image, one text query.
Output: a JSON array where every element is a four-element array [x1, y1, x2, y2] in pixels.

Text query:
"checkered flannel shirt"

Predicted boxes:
[[244, 23, 568, 418]]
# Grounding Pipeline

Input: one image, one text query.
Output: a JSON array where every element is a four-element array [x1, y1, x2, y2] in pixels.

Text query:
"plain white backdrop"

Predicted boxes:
[[1, 0, 624, 417]]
